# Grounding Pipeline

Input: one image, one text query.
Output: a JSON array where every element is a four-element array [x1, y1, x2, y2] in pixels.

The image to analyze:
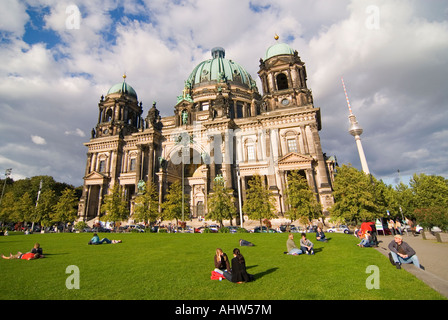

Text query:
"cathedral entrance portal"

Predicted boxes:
[[165, 146, 209, 218]]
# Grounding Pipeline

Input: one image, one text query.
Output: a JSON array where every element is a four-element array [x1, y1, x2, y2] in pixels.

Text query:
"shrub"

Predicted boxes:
[[237, 227, 249, 233], [74, 221, 88, 231]]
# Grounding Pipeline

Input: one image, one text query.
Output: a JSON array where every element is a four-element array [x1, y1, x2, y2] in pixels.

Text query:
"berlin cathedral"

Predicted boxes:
[[77, 40, 336, 224]]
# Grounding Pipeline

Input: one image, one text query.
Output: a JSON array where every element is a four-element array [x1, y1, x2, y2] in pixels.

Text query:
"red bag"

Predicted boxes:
[[210, 271, 224, 280]]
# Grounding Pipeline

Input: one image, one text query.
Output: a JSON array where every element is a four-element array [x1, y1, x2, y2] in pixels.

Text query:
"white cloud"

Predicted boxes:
[[0, 0, 29, 37], [0, 0, 447, 186], [31, 135, 47, 145], [65, 128, 86, 137]]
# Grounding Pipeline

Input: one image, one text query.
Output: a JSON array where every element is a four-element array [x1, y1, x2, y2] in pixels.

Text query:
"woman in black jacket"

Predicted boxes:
[[223, 248, 253, 283]]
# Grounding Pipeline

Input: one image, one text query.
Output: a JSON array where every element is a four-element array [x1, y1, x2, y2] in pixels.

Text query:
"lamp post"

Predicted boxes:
[[182, 150, 185, 227], [0, 168, 12, 207], [177, 149, 185, 232], [236, 163, 243, 228]]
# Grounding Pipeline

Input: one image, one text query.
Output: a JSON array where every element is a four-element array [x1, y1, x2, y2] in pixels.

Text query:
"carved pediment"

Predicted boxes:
[[277, 152, 313, 166], [84, 171, 108, 183]]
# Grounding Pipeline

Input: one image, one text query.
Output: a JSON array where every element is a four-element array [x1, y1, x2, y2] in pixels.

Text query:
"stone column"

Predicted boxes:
[[97, 184, 103, 218], [147, 144, 154, 182], [135, 145, 143, 189]]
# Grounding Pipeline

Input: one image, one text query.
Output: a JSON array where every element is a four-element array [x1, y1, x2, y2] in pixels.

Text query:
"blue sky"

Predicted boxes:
[[0, 0, 447, 188]]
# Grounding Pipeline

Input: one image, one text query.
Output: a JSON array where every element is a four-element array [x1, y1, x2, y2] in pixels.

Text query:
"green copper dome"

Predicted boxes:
[[264, 42, 295, 61], [186, 47, 257, 89], [107, 76, 137, 99]]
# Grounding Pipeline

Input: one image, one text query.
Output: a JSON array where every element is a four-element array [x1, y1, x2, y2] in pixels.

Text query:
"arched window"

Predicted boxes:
[[276, 73, 288, 90], [106, 109, 113, 122]]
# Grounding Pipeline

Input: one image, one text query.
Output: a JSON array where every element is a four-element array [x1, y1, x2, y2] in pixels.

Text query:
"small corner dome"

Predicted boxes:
[[264, 42, 295, 61], [106, 75, 137, 99]]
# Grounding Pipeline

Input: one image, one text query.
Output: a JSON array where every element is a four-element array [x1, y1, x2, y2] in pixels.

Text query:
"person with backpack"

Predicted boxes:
[[388, 234, 422, 269]]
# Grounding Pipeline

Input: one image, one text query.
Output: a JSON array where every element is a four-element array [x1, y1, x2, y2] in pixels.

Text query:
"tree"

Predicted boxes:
[[161, 181, 190, 229], [394, 182, 415, 219], [411, 173, 448, 209], [11, 176, 73, 204], [52, 188, 78, 230], [285, 170, 322, 225], [329, 164, 376, 224], [34, 190, 57, 228], [13, 192, 34, 224], [410, 173, 448, 231], [207, 175, 236, 227], [0, 192, 16, 225], [133, 181, 159, 225], [414, 207, 448, 231], [243, 175, 276, 227], [100, 184, 130, 226]]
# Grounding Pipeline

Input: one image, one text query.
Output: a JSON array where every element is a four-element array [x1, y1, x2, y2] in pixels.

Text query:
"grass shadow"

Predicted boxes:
[[246, 265, 258, 270], [253, 267, 278, 280], [313, 247, 323, 254]]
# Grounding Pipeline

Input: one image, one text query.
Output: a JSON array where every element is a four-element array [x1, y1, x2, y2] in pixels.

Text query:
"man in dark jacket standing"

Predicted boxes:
[[388, 235, 421, 269]]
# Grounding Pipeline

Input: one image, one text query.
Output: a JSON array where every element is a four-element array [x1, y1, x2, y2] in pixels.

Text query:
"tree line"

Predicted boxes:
[[0, 175, 81, 230], [2, 166, 447, 232], [330, 165, 448, 230]]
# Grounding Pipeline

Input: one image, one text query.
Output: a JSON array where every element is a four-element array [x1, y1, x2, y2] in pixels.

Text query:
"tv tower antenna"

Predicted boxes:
[[341, 77, 370, 174]]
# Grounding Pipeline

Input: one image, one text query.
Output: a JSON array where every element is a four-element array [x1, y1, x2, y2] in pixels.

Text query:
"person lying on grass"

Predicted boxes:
[[2, 243, 45, 260], [88, 233, 122, 245]]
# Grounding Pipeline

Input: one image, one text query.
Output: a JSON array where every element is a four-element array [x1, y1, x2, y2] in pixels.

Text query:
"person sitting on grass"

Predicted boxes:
[[88, 233, 122, 245], [357, 230, 373, 247], [222, 248, 254, 283], [300, 233, 314, 255], [285, 233, 302, 255], [316, 227, 327, 242], [214, 248, 230, 274], [31, 242, 43, 255]]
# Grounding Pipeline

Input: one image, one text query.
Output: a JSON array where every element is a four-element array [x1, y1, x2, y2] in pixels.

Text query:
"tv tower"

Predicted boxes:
[[341, 77, 370, 174]]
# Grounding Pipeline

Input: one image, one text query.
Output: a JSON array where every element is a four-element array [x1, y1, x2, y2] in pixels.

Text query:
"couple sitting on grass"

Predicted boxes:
[[214, 248, 254, 283], [286, 233, 314, 255]]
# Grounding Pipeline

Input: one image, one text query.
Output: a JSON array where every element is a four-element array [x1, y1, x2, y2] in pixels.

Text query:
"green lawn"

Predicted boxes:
[[0, 232, 444, 300]]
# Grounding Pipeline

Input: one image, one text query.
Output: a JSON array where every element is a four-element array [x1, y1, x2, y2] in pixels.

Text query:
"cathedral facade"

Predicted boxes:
[[77, 42, 336, 224]]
